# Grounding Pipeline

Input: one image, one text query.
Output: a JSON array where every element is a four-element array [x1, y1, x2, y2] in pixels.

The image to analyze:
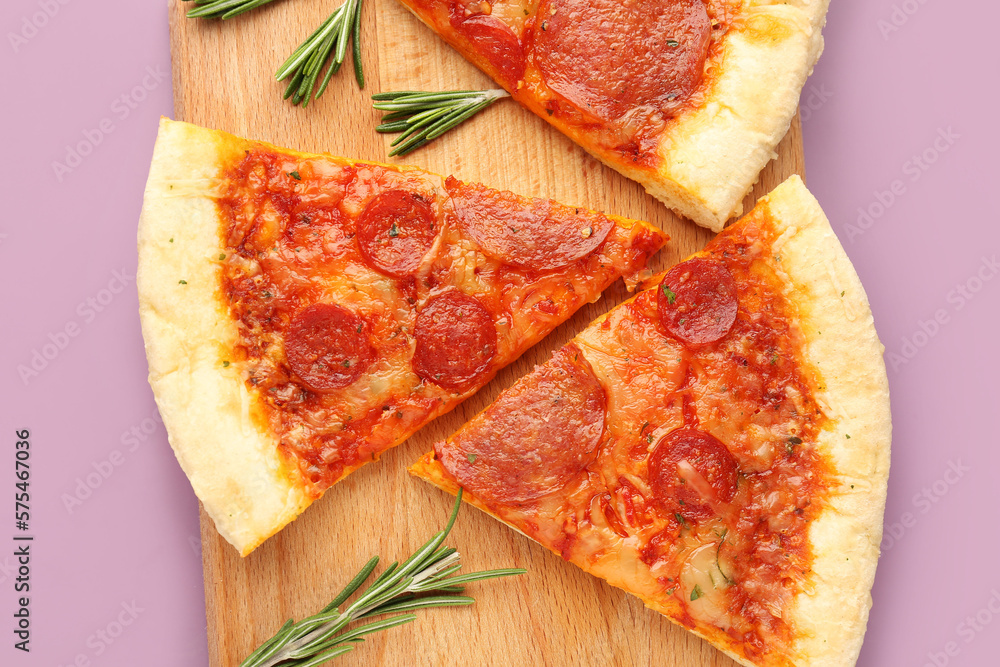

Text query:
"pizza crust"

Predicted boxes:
[[140, 118, 669, 557], [639, 0, 830, 231], [394, 0, 829, 232], [755, 176, 891, 666], [410, 176, 890, 666], [138, 118, 313, 557]]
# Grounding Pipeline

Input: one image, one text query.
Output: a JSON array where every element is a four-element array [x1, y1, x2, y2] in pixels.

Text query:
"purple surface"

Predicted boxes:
[[1, 1, 996, 665]]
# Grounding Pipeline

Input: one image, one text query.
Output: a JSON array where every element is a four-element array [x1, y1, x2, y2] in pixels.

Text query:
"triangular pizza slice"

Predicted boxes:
[[393, 0, 829, 231], [410, 176, 890, 666], [137, 119, 667, 555]]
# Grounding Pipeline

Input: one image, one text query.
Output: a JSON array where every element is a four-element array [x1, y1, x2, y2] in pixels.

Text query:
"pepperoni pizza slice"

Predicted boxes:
[[392, 0, 828, 231], [137, 118, 667, 555], [410, 176, 891, 666]]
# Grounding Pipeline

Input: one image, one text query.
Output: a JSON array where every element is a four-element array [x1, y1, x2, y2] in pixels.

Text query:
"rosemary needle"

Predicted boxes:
[[239, 489, 526, 667], [373, 89, 511, 157], [275, 0, 365, 106], [184, 0, 282, 20]]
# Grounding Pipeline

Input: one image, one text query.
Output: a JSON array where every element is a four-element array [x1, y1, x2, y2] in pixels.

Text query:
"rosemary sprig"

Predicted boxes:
[[275, 0, 365, 106], [239, 489, 525, 667], [184, 0, 281, 20], [373, 89, 510, 157]]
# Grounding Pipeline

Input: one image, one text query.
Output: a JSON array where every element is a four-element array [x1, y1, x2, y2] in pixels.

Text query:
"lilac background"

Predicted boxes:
[[1, 1, 997, 665]]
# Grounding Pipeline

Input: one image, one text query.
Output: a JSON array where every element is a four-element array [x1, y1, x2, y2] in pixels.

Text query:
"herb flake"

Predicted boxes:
[[662, 285, 677, 305]]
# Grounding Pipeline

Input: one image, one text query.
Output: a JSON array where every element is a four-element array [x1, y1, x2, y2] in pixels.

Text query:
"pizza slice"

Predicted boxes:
[[410, 175, 890, 666], [137, 118, 667, 556], [392, 0, 828, 231]]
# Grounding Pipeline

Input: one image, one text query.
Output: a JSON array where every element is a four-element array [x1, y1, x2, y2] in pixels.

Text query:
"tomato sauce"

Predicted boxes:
[[435, 210, 833, 660], [215, 149, 667, 496], [413, 0, 743, 167]]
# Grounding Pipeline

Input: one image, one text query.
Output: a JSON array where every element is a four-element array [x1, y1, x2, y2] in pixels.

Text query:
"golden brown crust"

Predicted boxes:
[[410, 176, 890, 666], [137, 118, 313, 556], [394, 0, 830, 231], [640, 1, 831, 231], [756, 177, 891, 667], [139, 118, 668, 556]]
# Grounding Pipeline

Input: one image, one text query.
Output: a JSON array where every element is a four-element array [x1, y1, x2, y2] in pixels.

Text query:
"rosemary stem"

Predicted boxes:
[[351, 0, 364, 87], [277, 13, 340, 81], [374, 89, 511, 157], [258, 611, 349, 667], [333, 0, 355, 67], [240, 489, 525, 667], [274, 0, 366, 105]]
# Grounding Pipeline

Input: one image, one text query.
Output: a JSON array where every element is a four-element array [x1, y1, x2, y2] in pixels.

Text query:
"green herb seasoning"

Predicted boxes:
[[372, 89, 511, 157], [237, 490, 524, 667], [274, 0, 366, 106]]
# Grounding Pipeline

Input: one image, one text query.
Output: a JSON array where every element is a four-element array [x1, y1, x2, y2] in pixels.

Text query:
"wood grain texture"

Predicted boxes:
[[168, 1, 804, 664]]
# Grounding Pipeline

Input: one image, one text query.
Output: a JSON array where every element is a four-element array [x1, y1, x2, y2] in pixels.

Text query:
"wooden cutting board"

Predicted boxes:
[[168, 1, 805, 664]]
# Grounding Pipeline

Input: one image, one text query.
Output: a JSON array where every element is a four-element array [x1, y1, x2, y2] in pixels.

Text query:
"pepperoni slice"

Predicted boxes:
[[533, 0, 711, 122], [448, 179, 613, 270], [436, 345, 606, 504], [356, 190, 439, 278], [448, 2, 525, 86], [285, 303, 375, 392], [648, 428, 738, 522], [657, 258, 739, 345], [412, 290, 498, 390]]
